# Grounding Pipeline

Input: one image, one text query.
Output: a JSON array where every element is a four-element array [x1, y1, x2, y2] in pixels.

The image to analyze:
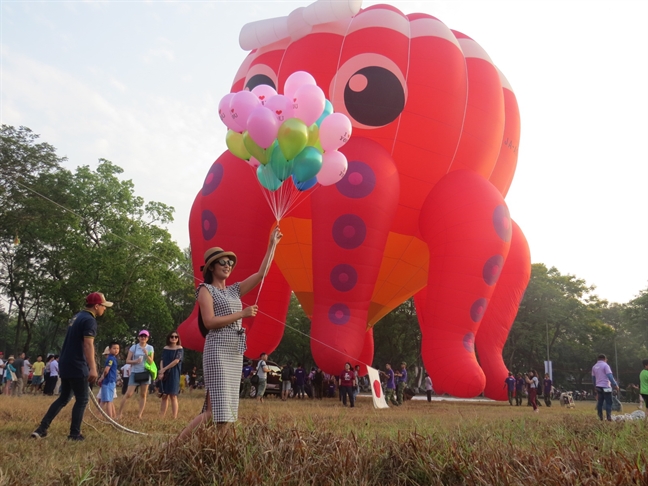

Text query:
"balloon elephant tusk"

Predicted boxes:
[[239, 0, 363, 51]]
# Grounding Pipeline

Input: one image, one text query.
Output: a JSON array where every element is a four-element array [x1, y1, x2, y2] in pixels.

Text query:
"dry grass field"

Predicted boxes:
[[0, 392, 646, 485]]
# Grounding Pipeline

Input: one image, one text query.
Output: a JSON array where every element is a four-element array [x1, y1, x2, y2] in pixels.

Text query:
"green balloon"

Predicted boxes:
[[277, 118, 308, 160], [292, 146, 323, 183], [269, 143, 293, 181], [243, 131, 268, 164], [257, 163, 282, 191], [226, 130, 250, 160]]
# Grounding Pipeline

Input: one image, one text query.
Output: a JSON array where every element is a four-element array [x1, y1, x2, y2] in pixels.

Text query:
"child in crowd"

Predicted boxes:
[[3, 356, 16, 396], [99, 342, 120, 418]]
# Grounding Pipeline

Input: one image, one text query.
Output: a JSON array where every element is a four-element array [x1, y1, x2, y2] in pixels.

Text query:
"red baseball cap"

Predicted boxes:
[[86, 292, 113, 307]]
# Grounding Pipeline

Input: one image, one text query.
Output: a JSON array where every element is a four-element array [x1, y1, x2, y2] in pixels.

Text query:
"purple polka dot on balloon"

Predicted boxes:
[[330, 264, 358, 292], [336, 161, 376, 199], [329, 303, 351, 325], [482, 255, 504, 286], [348, 172, 363, 185], [493, 205, 512, 242], [201, 210, 217, 241], [202, 163, 224, 196], [332, 214, 366, 249], [470, 298, 488, 323], [463, 332, 475, 353]]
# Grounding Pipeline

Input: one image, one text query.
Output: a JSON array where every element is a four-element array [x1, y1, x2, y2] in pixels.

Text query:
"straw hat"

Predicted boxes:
[[200, 247, 237, 273]]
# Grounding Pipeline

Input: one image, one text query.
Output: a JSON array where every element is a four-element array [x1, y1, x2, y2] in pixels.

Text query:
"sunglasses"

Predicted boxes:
[[216, 259, 235, 267], [170, 335, 179, 339], [138, 335, 148, 338]]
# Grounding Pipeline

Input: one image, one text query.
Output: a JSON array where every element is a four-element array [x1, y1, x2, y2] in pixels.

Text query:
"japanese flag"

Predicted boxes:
[[367, 366, 389, 409]]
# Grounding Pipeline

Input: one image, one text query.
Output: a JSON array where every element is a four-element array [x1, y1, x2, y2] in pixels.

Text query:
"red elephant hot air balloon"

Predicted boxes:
[[178, 0, 531, 399]]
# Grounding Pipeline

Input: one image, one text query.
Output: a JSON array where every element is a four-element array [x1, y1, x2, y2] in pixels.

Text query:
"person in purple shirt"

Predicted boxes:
[[504, 372, 516, 405], [515, 373, 526, 406], [543, 374, 553, 407], [380, 364, 399, 406], [395, 362, 408, 405], [294, 363, 306, 399], [591, 354, 619, 421], [240, 360, 254, 399]]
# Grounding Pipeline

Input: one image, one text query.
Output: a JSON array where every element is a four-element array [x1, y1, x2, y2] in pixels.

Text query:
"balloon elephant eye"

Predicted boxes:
[[245, 74, 276, 91], [344, 66, 405, 127]]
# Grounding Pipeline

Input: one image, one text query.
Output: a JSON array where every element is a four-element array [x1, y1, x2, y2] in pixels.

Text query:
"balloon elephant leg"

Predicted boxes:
[[419, 170, 512, 398], [309, 138, 399, 373], [476, 221, 531, 401]]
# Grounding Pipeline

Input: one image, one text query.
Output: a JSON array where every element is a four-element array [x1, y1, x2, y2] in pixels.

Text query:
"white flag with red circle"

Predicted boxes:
[[367, 366, 389, 409]]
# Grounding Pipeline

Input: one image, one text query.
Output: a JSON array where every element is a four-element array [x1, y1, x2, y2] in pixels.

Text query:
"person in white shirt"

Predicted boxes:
[[44, 356, 59, 396], [120, 363, 131, 396], [22, 357, 31, 394], [424, 373, 434, 402]]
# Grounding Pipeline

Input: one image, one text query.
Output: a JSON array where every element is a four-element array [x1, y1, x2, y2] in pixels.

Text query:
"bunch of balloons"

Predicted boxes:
[[218, 71, 352, 194]]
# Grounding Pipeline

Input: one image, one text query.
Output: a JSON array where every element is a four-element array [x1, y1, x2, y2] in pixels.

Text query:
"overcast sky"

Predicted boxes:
[[2, 0, 646, 304]]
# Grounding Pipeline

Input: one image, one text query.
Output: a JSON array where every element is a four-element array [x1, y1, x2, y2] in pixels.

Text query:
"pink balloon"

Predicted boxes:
[[252, 84, 277, 106], [319, 113, 352, 151], [247, 106, 279, 149], [316, 150, 348, 186], [230, 91, 260, 132], [219, 93, 241, 131], [265, 95, 294, 124], [293, 84, 326, 126], [247, 157, 261, 169], [283, 71, 316, 100]]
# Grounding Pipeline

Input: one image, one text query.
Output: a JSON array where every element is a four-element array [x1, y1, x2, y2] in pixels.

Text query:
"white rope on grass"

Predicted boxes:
[[88, 388, 149, 436]]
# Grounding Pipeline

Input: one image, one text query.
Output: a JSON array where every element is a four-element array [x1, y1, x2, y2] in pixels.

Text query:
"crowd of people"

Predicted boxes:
[[0, 352, 50, 397], [2, 224, 647, 442]]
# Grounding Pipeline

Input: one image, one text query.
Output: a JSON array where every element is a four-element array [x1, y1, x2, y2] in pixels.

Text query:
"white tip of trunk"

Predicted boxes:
[[239, 0, 363, 51]]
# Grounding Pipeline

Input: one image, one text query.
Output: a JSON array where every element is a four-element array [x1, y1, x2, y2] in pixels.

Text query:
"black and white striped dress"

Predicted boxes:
[[197, 282, 246, 423]]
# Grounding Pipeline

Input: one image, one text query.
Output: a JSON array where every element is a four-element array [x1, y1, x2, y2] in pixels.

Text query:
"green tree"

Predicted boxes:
[[0, 126, 194, 355], [504, 264, 617, 387], [271, 294, 312, 367], [373, 298, 423, 386], [0, 125, 68, 353]]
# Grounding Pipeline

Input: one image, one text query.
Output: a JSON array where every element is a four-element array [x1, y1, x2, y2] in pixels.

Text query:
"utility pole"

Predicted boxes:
[[614, 338, 620, 386]]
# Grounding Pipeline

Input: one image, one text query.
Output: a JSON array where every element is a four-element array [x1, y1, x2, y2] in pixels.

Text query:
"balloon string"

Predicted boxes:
[[12, 169, 368, 372], [252, 302, 373, 371], [254, 235, 278, 306]]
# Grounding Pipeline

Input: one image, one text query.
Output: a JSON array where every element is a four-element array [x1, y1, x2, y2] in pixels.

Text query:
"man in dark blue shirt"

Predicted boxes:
[[515, 373, 526, 406], [294, 363, 306, 399], [31, 292, 112, 441]]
